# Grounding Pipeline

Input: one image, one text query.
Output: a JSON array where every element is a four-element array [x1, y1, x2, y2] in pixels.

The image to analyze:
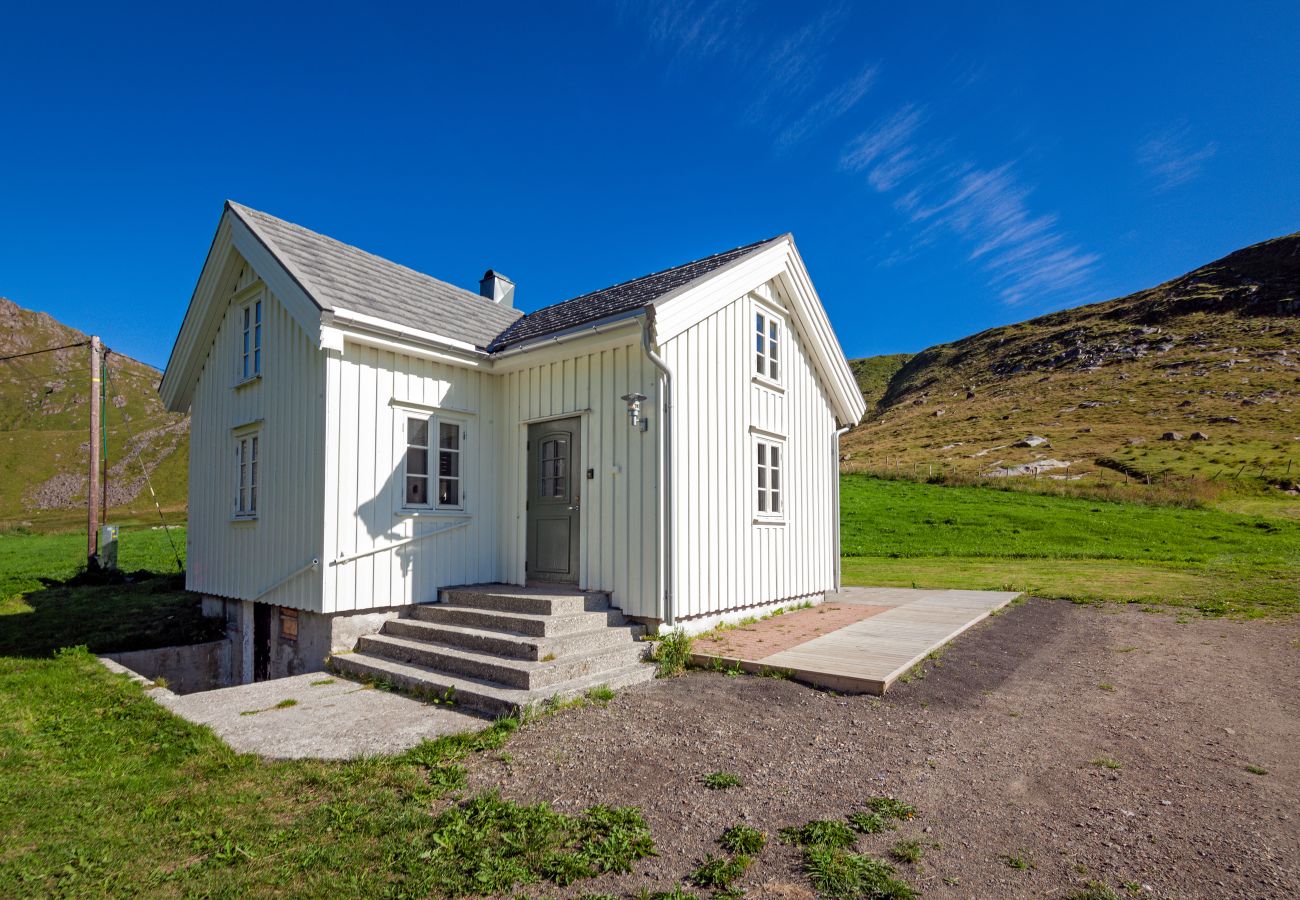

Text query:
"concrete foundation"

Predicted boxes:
[[104, 641, 234, 694]]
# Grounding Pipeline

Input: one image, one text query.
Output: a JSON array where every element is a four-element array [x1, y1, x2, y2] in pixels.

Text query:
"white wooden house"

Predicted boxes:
[[161, 202, 865, 700]]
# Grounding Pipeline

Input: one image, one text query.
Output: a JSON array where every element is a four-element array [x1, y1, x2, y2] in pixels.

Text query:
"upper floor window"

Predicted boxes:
[[756, 437, 783, 519], [404, 415, 466, 510], [755, 309, 780, 382], [235, 432, 259, 518], [241, 298, 262, 380]]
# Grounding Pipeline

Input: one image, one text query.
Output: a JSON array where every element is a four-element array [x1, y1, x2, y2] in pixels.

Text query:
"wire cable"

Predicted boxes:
[[0, 340, 90, 363]]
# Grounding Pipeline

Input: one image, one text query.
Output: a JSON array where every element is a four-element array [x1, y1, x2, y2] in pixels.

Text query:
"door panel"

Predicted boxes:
[[527, 418, 581, 583]]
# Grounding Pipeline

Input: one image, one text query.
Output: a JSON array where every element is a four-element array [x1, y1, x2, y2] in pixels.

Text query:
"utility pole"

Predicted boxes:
[[88, 336, 101, 567]]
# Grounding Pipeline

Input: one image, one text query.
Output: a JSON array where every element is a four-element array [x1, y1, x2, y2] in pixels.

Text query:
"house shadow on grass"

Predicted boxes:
[[0, 569, 225, 659]]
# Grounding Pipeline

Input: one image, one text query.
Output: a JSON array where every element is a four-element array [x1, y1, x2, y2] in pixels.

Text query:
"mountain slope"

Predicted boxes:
[[0, 298, 188, 529], [844, 232, 1300, 487]]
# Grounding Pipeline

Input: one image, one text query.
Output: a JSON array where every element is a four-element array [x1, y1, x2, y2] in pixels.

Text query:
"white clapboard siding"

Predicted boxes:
[[495, 341, 661, 620], [321, 340, 501, 613], [186, 252, 326, 610], [661, 277, 838, 619]]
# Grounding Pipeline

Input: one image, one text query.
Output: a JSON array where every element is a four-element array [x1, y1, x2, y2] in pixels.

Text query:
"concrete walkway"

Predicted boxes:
[[691, 586, 1021, 694], [102, 659, 491, 759]]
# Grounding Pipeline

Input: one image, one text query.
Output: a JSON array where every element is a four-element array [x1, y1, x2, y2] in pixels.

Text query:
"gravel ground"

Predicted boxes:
[[464, 597, 1299, 899]]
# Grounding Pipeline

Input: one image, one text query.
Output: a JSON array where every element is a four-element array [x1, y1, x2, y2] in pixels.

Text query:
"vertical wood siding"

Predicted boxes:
[[186, 254, 326, 610], [322, 342, 501, 613], [662, 278, 838, 619], [495, 341, 661, 620]]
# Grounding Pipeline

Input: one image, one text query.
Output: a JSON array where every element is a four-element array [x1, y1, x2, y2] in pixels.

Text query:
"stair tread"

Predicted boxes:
[[333, 651, 652, 703], [364, 632, 644, 670], [393, 617, 640, 645]]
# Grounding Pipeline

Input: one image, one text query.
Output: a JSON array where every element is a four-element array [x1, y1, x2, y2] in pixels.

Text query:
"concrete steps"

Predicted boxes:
[[329, 584, 653, 715]]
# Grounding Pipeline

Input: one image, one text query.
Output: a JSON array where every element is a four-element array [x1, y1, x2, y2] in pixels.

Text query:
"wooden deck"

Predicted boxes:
[[690, 587, 1021, 694]]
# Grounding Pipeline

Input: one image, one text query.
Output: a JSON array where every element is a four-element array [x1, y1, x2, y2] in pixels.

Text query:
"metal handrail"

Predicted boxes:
[[329, 518, 471, 566]]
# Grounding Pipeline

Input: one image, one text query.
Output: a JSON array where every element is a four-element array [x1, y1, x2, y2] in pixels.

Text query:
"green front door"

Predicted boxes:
[[526, 417, 581, 583]]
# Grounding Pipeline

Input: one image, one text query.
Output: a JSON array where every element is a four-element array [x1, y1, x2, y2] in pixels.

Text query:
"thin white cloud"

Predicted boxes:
[[1137, 124, 1218, 190], [626, 0, 755, 66], [774, 63, 879, 151]]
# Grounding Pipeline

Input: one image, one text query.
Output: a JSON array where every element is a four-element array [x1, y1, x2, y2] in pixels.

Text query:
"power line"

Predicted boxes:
[[0, 340, 91, 363]]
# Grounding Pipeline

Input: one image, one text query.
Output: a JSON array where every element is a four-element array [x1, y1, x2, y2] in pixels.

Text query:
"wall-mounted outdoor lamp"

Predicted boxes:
[[621, 392, 649, 431]]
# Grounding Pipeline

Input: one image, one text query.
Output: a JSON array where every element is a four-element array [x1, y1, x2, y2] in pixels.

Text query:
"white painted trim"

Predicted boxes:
[[328, 307, 484, 354], [489, 319, 643, 373], [335, 326, 489, 368], [517, 408, 593, 426], [388, 397, 478, 417]]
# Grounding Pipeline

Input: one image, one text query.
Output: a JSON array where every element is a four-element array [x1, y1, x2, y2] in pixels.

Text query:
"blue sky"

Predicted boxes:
[[2, 1, 1297, 369]]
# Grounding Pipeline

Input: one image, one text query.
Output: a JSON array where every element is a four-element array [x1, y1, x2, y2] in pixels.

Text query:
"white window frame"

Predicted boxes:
[[400, 411, 469, 513], [240, 295, 263, 382], [754, 305, 783, 386], [754, 435, 785, 522], [234, 430, 260, 519]]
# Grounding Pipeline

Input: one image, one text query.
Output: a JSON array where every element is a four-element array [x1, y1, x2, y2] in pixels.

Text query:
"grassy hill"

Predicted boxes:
[[0, 298, 188, 530], [849, 353, 911, 410], [844, 231, 1300, 504]]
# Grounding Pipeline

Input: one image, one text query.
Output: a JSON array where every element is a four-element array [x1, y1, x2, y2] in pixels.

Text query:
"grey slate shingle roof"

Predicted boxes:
[[229, 201, 784, 354], [487, 234, 786, 351], [228, 201, 522, 350]]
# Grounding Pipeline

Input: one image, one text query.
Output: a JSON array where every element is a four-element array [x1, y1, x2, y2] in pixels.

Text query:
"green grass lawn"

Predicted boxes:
[[840, 475, 1300, 616]]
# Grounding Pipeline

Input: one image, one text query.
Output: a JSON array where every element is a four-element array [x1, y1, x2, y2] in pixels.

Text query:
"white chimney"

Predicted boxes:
[[479, 269, 515, 308]]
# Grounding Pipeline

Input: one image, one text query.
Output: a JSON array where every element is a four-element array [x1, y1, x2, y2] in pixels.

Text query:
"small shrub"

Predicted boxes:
[[690, 853, 751, 889], [780, 819, 857, 849], [1001, 851, 1034, 870], [719, 824, 767, 855], [654, 628, 694, 677], [865, 797, 916, 821], [702, 771, 743, 790]]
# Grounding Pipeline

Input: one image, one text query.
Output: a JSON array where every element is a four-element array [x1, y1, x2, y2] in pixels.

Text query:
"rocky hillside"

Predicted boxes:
[[0, 298, 188, 529], [845, 232, 1300, 488]]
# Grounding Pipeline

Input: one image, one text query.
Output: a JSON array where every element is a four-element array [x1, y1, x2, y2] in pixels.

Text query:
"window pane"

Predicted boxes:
[[250, 484, 257, 512], [756, 332, 765, 354], [756, 312, 764, 333], [407, 447, 428, 476], [770, 446, 779, 469], [770, 490, 779, 512], [439, 422, 459, 450], [770, 360, 779, 380], [439, 450, 458, 477], [254, 348, 261, 375], [757, 489, 766, 512], [254, 300, 262, 324], [770, 320, 778, 341], [770, 467, 779, 491], [406, 475, 428, 505], [438, 478, 458, 505], [407, 419, 428, 447], [757, 444, 766, 466]]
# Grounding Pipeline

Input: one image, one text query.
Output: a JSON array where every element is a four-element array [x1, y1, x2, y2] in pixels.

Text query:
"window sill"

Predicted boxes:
[[233, 374, 262, 390], [753, 517, 786, 526], [395, 510, 471, 519], [231, 516, 259, 524], [751, 374, 785, 393]]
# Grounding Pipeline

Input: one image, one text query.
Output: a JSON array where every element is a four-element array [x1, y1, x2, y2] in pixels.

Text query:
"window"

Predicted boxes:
[[756, 438, 782, 518], [755, 309, 780, 382], [241, 297, 262, 380], [235, 432, 259, 517], [539, 437, 569, 499], [279, 607, 298, 642], [404, 414, 466, 509]]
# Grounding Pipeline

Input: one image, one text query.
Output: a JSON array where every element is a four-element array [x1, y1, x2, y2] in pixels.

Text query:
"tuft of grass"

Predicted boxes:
[[1098, 682, 1116, 692], [848, 811, 893, 834], [718, 824, 767, 855], [1065, 882, 1124, 900], [888, 839, 923, 864], [653, 628, 694, 677], [701, 771, 743, 790], [689, 853, 751, 889], [1244, 764, 1269, 775], [585, 684, 615, 705], [865, 797, 917, 821], [1090, 757, 1123, 770], [1001, 851, 1034, 870], [309, 678, 335, 686], [274, 698, 298, 709], [780, 819, 857, 850], [803, 845, 915, 900]]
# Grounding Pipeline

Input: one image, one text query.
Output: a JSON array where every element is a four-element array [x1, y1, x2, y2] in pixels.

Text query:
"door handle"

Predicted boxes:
[[567, 505, 579, 511]]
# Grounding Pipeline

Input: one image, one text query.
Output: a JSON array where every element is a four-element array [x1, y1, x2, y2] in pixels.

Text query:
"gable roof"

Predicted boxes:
[[227, 202, 522, 350], [487, 235, 787, 351]]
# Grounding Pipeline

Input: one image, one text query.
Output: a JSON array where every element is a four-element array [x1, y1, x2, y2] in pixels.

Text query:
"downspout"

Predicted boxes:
[[833, 425, 851, 593], [639, 308, 675, 627]]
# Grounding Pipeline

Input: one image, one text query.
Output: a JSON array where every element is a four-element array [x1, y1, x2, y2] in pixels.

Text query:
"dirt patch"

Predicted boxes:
[[464, 599, 1299, 898], [694, 603, 890, 659]]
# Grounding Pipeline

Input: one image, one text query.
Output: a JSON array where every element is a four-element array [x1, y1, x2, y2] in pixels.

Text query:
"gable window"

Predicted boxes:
[[755, 438, 783, 519], [755, 309, 780, 382], [404, 414, 466, 510], [235, 432, 260, 518], [241, 297, 262, 380]]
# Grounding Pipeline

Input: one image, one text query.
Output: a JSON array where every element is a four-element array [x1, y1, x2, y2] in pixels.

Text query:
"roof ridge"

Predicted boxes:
[[226, 200, 499, 311], [522, 233, 787, 319]]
